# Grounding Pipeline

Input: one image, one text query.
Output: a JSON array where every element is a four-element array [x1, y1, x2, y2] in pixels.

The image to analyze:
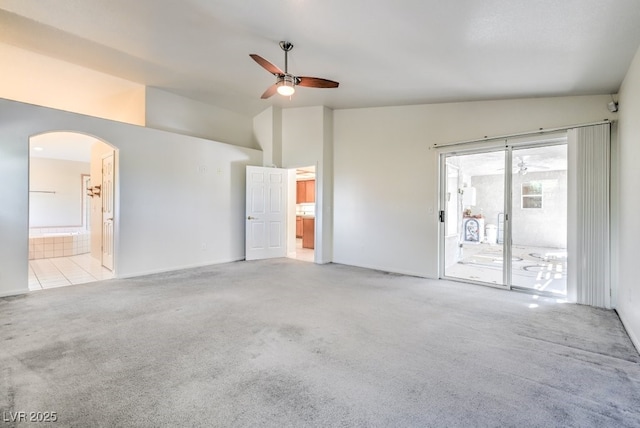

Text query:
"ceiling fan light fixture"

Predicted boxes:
[[277, 76, 295, 96]]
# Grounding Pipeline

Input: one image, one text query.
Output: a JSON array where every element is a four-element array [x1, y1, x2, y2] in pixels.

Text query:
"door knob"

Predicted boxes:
[[247, 216, 257, 220]]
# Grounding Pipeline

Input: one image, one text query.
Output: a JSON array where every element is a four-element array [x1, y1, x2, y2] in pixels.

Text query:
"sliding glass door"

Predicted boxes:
[[442, 150, 506, 287], [510, 144, 568, 295], [440, 142, 568, 296]]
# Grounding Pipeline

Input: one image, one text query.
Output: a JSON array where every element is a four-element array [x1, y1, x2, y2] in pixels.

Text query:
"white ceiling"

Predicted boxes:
[[30, 132, 96, 163], [1, 0, 639, 117]]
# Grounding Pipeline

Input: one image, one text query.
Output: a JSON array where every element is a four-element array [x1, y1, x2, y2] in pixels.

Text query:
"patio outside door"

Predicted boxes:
[[440, 143, 568, 297], [510, 145, 568, 295], [442, 150, 506, 287]]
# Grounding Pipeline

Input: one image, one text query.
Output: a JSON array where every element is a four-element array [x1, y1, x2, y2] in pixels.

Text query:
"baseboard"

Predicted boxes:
[[0, 287, 29, 298], [616, 309, 640, 354], [118, 257, 244, 279], [330, 259, 431, 279]]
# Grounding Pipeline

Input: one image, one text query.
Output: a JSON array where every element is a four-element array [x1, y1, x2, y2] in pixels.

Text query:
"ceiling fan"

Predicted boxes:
[[514, 156, 549, 175], [250, 41, 339, 99], [498, 157, 549, 175]]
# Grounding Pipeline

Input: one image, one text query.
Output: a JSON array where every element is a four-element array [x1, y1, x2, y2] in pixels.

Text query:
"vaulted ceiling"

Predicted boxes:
[[1, 0, 640, 117]]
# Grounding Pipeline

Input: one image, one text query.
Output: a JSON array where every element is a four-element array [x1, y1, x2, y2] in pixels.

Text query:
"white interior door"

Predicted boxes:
[[246, 166, 288, 260], [102, 152, 115, 270]]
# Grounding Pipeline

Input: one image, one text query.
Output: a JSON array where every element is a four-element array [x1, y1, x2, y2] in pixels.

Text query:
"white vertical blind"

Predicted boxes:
[[568, 123, 610, 308]]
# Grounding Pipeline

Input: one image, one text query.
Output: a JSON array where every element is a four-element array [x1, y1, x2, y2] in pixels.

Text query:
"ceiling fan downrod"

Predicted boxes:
[[279, 41, 293, 74]]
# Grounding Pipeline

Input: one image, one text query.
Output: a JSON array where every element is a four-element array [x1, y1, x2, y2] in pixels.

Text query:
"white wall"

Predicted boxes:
[[320, 107, 334, 263], [0, 98, 261, 297], [0, 43, 145, 125], [145, 88, 257, 150], [253, 106, 282, 167], [0, 45, 257, 152], [29, 158, 90, 228], [282, 107, 325, 166], [616, 45, 640, 351], [333, 95, 617, 277]]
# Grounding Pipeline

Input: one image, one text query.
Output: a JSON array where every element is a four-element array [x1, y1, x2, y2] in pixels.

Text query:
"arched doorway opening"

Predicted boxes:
[[28, 131, 118, 290]]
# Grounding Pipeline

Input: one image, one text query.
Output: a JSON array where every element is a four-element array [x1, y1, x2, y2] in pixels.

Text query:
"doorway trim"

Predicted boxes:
[[289, 165, 317, 263], [27, 130, 119, 283]]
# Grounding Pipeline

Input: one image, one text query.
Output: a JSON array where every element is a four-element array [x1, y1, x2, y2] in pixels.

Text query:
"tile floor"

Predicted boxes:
[[28, 253, 114, 291], [291, 238, 314, 263], [31, 243, 311, 291]]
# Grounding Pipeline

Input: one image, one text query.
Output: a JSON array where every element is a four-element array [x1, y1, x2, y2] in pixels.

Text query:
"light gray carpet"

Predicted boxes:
[[1, 259, 639, 427]]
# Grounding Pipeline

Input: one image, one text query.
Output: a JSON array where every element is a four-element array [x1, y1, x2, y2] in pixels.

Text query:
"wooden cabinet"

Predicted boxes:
[[302, 218, 315, 249], [296, 216, 303, 238], [305, 180, 315, 203], [296, 179, 315, 246], [296, 180, 315, 203], [296, 181, 306, 204]]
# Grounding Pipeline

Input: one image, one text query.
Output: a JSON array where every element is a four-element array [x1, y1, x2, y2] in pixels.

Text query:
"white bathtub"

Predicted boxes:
[[29, 230, 90, 260], [38, 232, 80, 237]]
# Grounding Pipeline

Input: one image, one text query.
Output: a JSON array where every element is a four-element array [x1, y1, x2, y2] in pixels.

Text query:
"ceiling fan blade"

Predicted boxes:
[[250, 54, 284, 75], [297, 76, 339, 88], [260, 83, 279, 99]]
